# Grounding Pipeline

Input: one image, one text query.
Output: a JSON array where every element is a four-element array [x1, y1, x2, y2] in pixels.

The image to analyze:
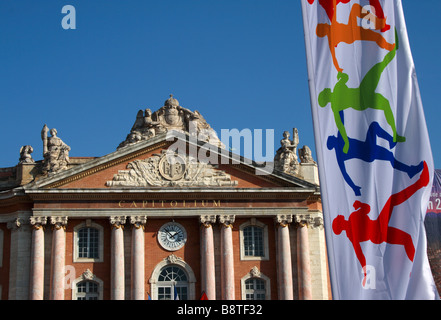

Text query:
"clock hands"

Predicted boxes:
[[164, 229, 179, 241]]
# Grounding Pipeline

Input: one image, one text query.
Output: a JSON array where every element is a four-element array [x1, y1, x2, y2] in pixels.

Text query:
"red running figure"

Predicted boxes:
[[332, 161, 429, 285]]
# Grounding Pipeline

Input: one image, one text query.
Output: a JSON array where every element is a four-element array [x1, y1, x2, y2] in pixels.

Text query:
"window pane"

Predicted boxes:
[[77, 281, 99, 300], [158, 287, 172, 300], [243, 226, 264, 257], [78, 227, 99, 259], [159, 266, 188, 282], [244, 278, 266, 300], [177, 286, 188, 300], [157, 265, 189, 300]]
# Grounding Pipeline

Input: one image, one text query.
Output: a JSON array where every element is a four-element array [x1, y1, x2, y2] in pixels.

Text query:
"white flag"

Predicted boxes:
[[301, 0, 438, 299]]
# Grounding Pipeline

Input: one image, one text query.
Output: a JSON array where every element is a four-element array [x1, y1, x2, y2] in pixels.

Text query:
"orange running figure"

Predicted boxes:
[[316, 2, 394, 72], [308, 0, 390, 32]]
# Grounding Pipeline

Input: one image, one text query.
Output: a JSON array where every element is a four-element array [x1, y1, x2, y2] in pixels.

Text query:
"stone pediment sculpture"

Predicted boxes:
[[41, 125, 71, 175], [117, 95, 223, 150], [106, 150, 238, 187]]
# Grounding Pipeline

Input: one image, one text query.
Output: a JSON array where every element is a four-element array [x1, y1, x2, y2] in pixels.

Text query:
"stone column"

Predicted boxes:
[[50, 216, 68, 300], [200, 215, 216, 300], [29, 216, 47, 300], [295, 215, 313, 300], [7, 217, 32, 300], [219, 215, 235, 300], [275, 214, 293, 300], [130, 216, 147, 300], [110, 216, 126, 300]]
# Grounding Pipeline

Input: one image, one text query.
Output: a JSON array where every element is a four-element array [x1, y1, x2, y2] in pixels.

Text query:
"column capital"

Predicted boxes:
[[110, 216, 126, 229], [293, 214, 323, 228], [30, 216, 47, 230], [129, 216, 147, 229], [200, 215, 216, 228], [274, 214, 292, 227], [50, 216, 68, 230], [7, 217, 26, 230], [218, 214, 235, 228], [309, 216, 324, 229]]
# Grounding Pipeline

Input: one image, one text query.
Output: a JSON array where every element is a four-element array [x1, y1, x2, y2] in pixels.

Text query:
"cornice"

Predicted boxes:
[[25, 187, 317, 201]]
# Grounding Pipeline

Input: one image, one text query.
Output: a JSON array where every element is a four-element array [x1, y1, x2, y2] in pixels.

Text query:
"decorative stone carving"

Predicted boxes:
[[106, 150, 238, 187], [310, 216, 324, 229], [293, 214, 315, 227], [117, 95, 223, 149], [50, 216, 68, 230], [130, 216, 147, 229], [41, 125, 71, 175], [7, 218, 24, 230], [274, 129, 300, 176], [218, 214, 235, 227], [109, 216, 126, 229], [19, 145, 35, 164], [166, 254, 182, 264], [30, 216, 47, 229], [275, 214, 293, 227], [299, 145, 316, 164], [199, 215, 217, 227], [250, 266, 261, 278], [81, 269, 95, 281]]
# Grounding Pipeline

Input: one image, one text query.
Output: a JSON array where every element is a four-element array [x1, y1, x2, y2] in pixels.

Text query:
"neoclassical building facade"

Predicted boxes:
[[0, 96, 330, 300]]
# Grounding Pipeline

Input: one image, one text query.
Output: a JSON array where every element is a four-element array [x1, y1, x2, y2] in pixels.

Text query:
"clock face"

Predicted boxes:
[[158, 222, 187, 251]]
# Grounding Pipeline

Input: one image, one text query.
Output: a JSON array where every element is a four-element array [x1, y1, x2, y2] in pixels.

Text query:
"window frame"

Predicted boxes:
[[71, 270, 104, 300], [240, 269, 271, 300], [239, 218, 269, 261], [157, 265, 189, 300], [149, 255, 196, 300], [73, 221, 104, 263], [76, 280, 99, 300]]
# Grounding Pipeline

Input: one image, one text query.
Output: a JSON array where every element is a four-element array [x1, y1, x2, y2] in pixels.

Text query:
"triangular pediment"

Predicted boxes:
[[23, 131, 318, 191], [106, 149, 238, 188]]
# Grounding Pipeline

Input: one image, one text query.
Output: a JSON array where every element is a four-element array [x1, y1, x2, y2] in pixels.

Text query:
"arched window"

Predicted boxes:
[[241, 267, 271, 300], [71, 269, 103, 300], [150, 255, 196, 300], [76, 280, 99, 300], [157, 265, 189, 300]]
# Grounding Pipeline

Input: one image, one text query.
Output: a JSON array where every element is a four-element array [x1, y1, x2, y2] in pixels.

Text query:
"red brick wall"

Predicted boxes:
[[60, 216, 281, 300], [65, 219, 111, 299]]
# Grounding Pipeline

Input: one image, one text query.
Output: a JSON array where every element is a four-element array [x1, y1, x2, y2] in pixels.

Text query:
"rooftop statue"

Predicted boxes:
[[274, 129, 300, 176], [19, 145, 35, 164], [299, 145, 316, 164], [118, 95, 223, 149], [41, 125, 71, 175]]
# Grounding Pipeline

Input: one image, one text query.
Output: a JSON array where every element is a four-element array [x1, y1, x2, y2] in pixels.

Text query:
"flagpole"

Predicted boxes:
[[300, 0, 339, 300]]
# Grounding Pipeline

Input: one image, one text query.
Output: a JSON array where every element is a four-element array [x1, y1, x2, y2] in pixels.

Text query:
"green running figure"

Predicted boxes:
[[318, 32, 405, 154]]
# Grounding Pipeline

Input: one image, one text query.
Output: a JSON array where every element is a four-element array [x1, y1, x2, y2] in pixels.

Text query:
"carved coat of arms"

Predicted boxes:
[[106, 150, 238, 187]]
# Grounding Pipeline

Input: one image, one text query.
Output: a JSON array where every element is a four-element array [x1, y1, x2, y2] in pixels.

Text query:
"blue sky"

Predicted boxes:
[[0, 0, 440, 169]]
